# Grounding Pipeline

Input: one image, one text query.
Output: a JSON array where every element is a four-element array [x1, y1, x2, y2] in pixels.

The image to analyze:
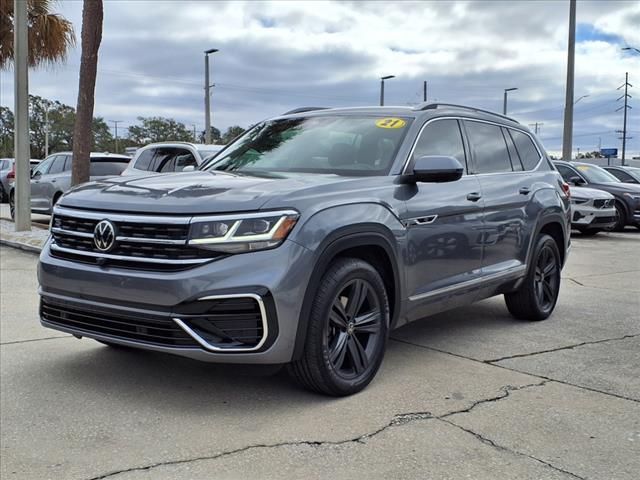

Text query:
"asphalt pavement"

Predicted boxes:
[[1, 229, 639, 480]]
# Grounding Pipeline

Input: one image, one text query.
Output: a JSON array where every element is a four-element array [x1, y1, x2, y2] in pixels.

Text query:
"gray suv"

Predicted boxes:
[[38, 104, 571, 396]]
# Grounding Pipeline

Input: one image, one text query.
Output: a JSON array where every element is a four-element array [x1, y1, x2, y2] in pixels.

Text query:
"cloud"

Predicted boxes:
[[0, 0, 638, 155]]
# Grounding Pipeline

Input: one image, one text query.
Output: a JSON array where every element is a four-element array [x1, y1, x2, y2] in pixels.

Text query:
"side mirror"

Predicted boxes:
[[182, 165, 196, 172], [410, 155, 464, 183], [31, 170, 41, 179], [569, 176, 585, 186]]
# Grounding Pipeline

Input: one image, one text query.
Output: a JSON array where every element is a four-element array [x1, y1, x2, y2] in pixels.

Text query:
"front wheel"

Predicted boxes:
[[612, 202, 626, 232], [505, 234, 561, 321], [288, 257, 389, 396], [9, 191, 15, 220]]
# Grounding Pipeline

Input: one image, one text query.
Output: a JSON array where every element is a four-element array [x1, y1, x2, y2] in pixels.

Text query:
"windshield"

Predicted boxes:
[[202, 115, 412, 176], [575, 164, 620, 183]]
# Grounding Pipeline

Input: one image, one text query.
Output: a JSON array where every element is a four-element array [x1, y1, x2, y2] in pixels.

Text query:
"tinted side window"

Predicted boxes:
[[134, 149, 155, 171], [48, 155, 67, 174], [90, 161, 129, 176], [555, 164, 579, 182], [413, 119, 466, 172], [156, 148, 192, 172], [608, 169, 632, 182], [0, 160, 7, 169], [502, 128, 524, 171], [464, 121, 512, 174], [510, 130, 540, 170], [34, 156, 55, 175], [63, 155, 72, 172], [173, 153, 197, 171]]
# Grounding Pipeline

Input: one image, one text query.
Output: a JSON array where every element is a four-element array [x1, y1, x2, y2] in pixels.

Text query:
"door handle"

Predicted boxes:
[[519, 187, 531, 195], [51, 179, 56, 183], [466, 192, 482, 202]]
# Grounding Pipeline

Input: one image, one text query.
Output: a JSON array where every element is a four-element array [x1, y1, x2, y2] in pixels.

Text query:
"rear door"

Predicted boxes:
[[31, 155, 61, 210], [465, 121, 541, 275], [402, 118, 484, 312]]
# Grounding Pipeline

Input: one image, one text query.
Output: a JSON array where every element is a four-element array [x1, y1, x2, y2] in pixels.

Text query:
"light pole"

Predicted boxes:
[[13, 0, 31, 231], [380, 75, 395, 106], [109, 120, 122, 153], [622, 46, 640, 54], [574, 94, 589, 105], [192, 124, 197, 142], [204, 48, 218, 144], [562, 0, 577, 161], [503, 87, 517, 115]]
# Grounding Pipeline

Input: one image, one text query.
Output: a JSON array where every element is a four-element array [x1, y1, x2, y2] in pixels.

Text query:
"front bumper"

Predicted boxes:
[[571, 205, 617, 230], [38, 238, 313, 364]]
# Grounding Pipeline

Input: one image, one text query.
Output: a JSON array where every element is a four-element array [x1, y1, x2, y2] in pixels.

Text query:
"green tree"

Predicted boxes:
[[0, 0, 76, 69], [128, 116, 194, 145], [222, 125, 246, 144], [0, 106, 14, 157]]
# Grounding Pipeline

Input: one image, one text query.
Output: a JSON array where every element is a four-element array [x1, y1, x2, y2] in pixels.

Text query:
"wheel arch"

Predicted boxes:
[[291, 224, 402, 361], [536, 217, 567, 267]]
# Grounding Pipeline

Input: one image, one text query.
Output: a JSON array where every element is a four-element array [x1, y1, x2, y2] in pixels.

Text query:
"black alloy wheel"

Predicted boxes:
[[327, 278, 383, 378], [505, 233, 561, 321]]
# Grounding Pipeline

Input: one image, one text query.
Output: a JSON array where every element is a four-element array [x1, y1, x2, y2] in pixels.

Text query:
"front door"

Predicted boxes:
[[401, 119, 484, 317]]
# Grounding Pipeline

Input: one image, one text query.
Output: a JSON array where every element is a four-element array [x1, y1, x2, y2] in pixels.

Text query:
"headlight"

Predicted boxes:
[[570, 197, 588, 205], [188, 210, 299, 253]]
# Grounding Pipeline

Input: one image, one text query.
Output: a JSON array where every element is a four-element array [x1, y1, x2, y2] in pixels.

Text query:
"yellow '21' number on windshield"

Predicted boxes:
[[375, 118, 406, 129]]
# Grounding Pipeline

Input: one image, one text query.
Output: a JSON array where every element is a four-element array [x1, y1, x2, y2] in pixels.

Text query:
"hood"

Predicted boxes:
[[58, 170, 361, 214], [570, 186, 614, 200], [588, 181, 640, 195]]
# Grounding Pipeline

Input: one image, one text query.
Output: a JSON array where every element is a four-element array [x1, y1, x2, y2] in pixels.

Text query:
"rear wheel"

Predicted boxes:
[[9, 191, 15, 220], [288, 257, 389, 396], [505, 234, 561, 321], [0, 184, 6, 203]]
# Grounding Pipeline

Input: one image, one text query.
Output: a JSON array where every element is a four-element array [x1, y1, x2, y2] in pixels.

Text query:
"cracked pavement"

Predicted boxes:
[[1, 229, 639, 479]]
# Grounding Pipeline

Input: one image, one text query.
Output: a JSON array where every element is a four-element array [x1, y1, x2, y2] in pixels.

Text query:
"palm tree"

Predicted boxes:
[[71, 0, 102, 186], [0, 0, 76, 69]]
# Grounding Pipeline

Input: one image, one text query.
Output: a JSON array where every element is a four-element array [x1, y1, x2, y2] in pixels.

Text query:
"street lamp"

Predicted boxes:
[[380, 75, 395, 106], [204, 48, 219, 144], [574, 94, 589, 105], [622, 46, 640, 54], [503, 87, 518, 115]]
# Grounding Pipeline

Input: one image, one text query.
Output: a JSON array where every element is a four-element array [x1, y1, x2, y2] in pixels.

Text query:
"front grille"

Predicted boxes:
[[593, 199, 613, 209], [40, 297, 199, 347], [49, 207, 221, 270], [593, 216, 617, 225], [175, 296, 266, 350]]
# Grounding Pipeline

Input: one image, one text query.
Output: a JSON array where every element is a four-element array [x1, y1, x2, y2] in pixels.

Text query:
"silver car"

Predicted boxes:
[[121, 142, 224, 176], [9, 152, 130, 218], [0, 158, 14, 202], [570, 186, 616, 235]]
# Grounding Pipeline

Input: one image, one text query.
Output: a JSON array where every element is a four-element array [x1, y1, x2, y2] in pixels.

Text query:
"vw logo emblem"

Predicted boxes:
[[94, 220, 116, 252]]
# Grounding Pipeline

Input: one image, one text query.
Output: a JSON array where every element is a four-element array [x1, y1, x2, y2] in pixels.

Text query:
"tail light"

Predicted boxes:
[[6, 167, 15, 180], [561, 181, 571, 199]]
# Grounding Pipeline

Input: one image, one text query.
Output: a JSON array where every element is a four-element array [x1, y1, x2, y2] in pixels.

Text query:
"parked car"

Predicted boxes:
[[9, 152, 130, 218], [569, 186, 616, 235], [121, 142, 224, 176], [603, 165, 640, 184], [39, 103, 571, 396], [554, 161, 640, 231], [0, 158, 14, 202]]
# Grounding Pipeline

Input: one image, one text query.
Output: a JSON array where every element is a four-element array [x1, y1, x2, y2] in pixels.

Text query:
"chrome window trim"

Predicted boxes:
[[173, 293, 269, 353], [401, 116, 543, 175], [409, 265, 526, 302], [50, 244, 209, 265]]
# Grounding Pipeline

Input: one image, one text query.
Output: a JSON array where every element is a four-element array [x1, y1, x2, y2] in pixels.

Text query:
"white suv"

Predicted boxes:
[[121, 142, 224, 176]]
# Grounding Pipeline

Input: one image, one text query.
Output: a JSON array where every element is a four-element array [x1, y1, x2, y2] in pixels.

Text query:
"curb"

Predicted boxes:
[[0, 238, 42, 254]]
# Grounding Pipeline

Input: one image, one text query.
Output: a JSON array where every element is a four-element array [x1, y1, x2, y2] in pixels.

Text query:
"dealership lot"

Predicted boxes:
[[1, 230, 638, 480]]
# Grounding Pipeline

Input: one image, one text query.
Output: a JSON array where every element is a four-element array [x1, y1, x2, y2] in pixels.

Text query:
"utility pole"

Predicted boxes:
[[192, 124, 197, 142], [13, 0, 31, 231], [204, 48, 218, 143], [109, 120, 122, 153], [616, 72, 632, 166], [562, 0, 576, 161], [528, 122, 544, 135], [423, 81, 427, 102]]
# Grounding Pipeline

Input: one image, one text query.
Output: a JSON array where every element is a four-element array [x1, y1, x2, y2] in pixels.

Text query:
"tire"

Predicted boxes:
[[612, 202, 626, 232], [505, 234, 561, 321], [9, 190, 15, 220], [577, 228, 600, 236], [288, 257, 390, 396], [0, 184, 6, 203]]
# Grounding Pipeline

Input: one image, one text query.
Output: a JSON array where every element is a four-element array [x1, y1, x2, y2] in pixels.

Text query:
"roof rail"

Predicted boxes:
[[414, 102, 519, 124], [282, 107, 329, 115]]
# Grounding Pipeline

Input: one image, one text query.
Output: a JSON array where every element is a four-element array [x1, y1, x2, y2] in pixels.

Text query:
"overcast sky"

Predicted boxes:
[[1, 0, 639, 155]]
